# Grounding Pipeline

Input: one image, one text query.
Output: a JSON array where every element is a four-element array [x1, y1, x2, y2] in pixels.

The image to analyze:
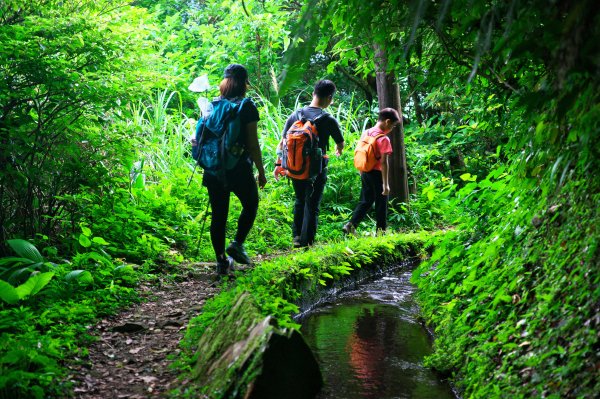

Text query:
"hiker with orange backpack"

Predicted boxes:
[[343, 108, 401, 235], [274, 80, 344, 247]]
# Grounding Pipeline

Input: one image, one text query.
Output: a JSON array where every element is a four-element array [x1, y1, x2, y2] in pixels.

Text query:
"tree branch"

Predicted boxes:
[[335, 64, 376, 104], [431, 24, 520, 93]]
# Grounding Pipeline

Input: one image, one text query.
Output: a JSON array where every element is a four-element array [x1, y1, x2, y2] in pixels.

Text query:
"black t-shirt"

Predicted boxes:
[[282, 106, 343, 154], [224, 96, 260, 125], [225, 96, 259, 162]]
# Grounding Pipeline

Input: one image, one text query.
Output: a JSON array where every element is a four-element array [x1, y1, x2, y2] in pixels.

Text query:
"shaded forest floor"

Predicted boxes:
[[64, 248, 296, 398], [66, 264, 221, 398]]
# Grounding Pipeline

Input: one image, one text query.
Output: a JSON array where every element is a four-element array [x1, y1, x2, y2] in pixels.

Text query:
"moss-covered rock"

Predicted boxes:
[[194, 291, 322, 399]]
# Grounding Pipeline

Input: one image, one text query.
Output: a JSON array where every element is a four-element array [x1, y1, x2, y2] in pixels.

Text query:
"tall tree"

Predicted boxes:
[[374, 45, 409, 203]]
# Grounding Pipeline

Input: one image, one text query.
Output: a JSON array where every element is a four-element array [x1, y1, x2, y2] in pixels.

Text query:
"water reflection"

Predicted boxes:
[[347, 307, 396, 397], [301, 271, 455, 399]]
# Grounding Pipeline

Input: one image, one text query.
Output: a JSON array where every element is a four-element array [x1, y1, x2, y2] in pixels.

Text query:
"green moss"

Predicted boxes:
[[412, 181, 600, 397], [194, 291, 277, 398]]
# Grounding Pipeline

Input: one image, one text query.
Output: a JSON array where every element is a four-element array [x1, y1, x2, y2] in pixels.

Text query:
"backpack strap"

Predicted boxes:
[[297, 107, 327, 123], [237, 97, 250, 111], [313, 110, 326, 122], [225, 97, 250, 121], [283, 108, 325, 141], [370, 133, 387, 159]]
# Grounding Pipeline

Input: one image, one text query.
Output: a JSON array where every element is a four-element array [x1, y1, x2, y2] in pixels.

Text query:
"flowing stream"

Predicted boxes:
[[300, 268, 457, 399]]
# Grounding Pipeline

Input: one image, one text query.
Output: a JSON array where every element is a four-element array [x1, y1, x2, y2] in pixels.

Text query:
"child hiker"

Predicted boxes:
[[343, 108, 401, 235]]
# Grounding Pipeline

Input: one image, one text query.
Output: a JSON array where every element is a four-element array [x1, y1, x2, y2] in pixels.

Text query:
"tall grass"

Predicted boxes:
[[124, 90, 432, 259], [131, 89, 194, 179]]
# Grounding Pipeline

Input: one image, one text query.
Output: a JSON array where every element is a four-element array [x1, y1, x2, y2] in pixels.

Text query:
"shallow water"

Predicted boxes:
[[301, 270, 456, 399]]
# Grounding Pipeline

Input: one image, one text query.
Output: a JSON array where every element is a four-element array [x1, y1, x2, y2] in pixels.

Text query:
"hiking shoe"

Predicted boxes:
[[216, 256, 234, 276], [342, 222, 356, 236], [292, 236, 311, 248], [226, 241, 251, 264], [292, 236, 302, 248]]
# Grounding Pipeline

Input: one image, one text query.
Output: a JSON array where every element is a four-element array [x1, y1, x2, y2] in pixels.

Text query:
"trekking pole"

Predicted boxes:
[[187, 75, 213, 258], [195, 197, 210, 257], [187, 163, 198, 188]]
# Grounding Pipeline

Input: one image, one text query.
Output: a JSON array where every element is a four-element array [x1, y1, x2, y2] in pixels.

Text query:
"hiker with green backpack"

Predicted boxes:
[[192, 64, 267, 276], [274, 80, 345, 247], [343, 108, 401, 236]]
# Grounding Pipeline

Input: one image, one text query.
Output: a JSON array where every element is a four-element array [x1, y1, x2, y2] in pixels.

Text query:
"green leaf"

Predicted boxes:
[[0, 257, 35, 266], [114, 264, 134, 275], [0, 280, 19, 304], [65, 270, 94, 285], [132, 173, 145, 189], [92, 236, 110, 245], [81, 226, 92, 237], [15, 272, 55, 299], [79, 234, 92, 248], [7, 239, 44, 263], [427, 189, 435, 201], [283, 36, 290, 52], [460, 173, 477, 182], [7, 266, 36, 284]]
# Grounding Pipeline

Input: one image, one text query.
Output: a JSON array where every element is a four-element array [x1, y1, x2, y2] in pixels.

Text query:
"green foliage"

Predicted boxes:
[[0, 1, 169, 251], [0, 237, 142, 398], [0, 240, 56, 305], [0, 272, 55, 305], [0, 239, 47, 282], [279, 0, 600, 397], [1, 0, 598, 397], [402, 2, 600, 397]]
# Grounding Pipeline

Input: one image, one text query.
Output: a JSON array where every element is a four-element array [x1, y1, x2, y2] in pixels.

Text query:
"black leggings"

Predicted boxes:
[[203, 160, 259, 259]]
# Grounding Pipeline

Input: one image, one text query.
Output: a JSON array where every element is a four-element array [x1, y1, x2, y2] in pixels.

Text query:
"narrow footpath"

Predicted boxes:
[[67, 264, 220, 398]]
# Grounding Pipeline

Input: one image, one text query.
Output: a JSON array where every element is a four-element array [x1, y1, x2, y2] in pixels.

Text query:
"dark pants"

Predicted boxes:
[[291, 168, 327, 245], [350, 170, 388, 230], [203, 160, 258, 259]]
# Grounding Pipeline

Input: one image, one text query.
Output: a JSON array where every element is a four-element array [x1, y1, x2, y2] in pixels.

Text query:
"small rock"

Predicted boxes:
[[112, 323, 147, 333], [531, 215, 542, 228], [139, 375, 158, 384], [157, 319, 183, 329]]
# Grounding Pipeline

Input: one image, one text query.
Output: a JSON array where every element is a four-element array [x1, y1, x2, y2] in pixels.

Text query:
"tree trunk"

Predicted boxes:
[[374, 45, 409, 203], [408, 75, 424, 125]]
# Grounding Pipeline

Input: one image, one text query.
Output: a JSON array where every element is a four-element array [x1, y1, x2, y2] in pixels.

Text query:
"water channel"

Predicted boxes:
[[300, 266, 457, 399]]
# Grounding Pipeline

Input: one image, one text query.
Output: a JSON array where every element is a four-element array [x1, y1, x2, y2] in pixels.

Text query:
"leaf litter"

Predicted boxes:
[[67, 264, 221, 398]]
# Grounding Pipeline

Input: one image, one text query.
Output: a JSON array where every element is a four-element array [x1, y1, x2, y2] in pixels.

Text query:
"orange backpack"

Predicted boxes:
[[281, 111, 324, 180], [354, 132, 385, 172]]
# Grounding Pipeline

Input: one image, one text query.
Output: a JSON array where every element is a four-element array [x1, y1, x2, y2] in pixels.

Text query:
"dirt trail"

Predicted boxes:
[[67, 264, 220, 398], [66, 250, 291, 398]]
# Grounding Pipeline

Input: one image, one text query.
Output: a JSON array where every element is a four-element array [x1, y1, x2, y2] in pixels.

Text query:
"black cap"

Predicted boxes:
[[223, 63, 248, 82]]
